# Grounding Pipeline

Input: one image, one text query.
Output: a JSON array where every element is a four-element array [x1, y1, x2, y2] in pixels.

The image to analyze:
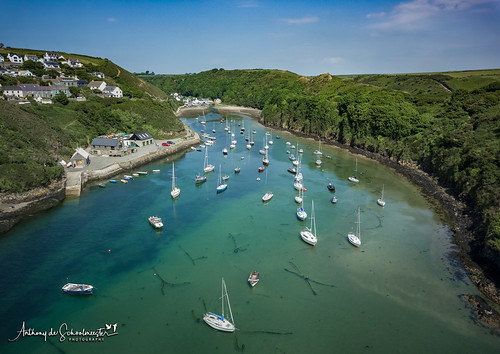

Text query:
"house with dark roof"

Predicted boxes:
[[129, 132, 154, 147], [7, 53, 23, 64], [66, 58, 83, 68], [90, 137, 123, 156], [103, 85, 123, 98], [24, 54, 38, 62], [43, 52, 59, 61]]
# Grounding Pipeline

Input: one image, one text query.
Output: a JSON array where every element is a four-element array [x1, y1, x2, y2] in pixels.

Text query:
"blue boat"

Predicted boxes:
[[109, 179, 117, 183], [62, 283, 94, 295]]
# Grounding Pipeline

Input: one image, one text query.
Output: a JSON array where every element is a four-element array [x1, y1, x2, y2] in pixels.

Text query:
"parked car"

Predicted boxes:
[[162, 142, 170, 146], [167, 140, 175, 145]]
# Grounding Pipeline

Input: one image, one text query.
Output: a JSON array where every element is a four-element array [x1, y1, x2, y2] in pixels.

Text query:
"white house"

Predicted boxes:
[[7, 53, 23, 64], [0, 55, 4, 62], [42, 61, 61, 71], [18, 70, 34, 77], [2, 86, 23, 98], [91, 72, 105, 79], [24, 54, 38, 62], [103, 85, 123, 98], [44, 52, 59, 61], [87, 80, 107, 91], [65, 58, 83, 68]]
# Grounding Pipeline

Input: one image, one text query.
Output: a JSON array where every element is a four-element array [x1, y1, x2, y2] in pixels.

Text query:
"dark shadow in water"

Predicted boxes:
[[229, 233, 247, 253], [153, 268, 190, 295], [178, 245, 207, 265], [284, 261, 335, 296]]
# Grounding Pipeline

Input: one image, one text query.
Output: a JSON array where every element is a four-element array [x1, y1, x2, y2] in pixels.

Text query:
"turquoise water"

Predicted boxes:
[[1, 110, 499, 353]]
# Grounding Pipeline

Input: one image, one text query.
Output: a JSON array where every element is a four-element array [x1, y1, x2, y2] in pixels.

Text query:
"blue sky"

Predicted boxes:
[[3, 0, 500, 76]]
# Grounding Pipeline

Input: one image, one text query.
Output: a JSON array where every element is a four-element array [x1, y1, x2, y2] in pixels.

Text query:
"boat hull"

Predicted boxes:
[[62, 283, 93, 295], [300, 230, 317, 246], [348, 233, 361, 247], [203, 313, 235, 332], [348, 177, 359, 183]]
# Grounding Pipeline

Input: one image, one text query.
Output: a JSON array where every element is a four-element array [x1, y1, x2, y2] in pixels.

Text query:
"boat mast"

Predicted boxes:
[[222, 278, 235, 326]]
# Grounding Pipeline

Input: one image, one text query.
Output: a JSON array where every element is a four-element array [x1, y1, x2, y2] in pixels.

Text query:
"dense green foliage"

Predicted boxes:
[[0, 96, 182, 193], [140, 69, 500, 251]]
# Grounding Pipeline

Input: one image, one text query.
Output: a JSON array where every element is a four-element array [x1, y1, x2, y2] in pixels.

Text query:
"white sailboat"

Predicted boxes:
[[296, 194, 307, 220], [268, 131, 273, 145], [314, 139, 323, 155], [377, 184, 386, 207], [203, 278, 235, 332], [300, 200, 317, 246], [295, 185, 303, 204], [203, 146, 215, 173], [170, 162, 180, 199], [348, 158, 359, 183], [348, 207, 361, 247], [216, 165, 227, 193]]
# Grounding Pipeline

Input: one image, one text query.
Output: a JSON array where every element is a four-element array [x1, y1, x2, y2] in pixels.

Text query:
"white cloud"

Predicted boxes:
[[107, 17, 117, 23], [280, 16, 320, 25], [323, 57, 345, 65], [366, 12, 386, 19], [367, 0, 497, 31]]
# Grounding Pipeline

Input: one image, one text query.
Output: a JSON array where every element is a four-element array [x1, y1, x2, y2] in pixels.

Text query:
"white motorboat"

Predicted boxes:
[[248, 271, 260, 287], [262, 192, 273, 202], [148, 216, 163, 229]]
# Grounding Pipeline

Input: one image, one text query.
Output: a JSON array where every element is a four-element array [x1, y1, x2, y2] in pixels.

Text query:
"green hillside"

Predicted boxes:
[[0, 47, 169, 99], [139, 69, 500, 253], [0, 48, 184, 193]]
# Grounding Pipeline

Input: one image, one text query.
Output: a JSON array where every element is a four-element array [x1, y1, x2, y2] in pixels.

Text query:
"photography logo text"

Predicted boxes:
[[9, 321, 119, 343]]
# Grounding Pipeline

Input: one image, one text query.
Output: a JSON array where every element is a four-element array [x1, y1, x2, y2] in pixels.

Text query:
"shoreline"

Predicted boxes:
[[0, 127, 202, 233]]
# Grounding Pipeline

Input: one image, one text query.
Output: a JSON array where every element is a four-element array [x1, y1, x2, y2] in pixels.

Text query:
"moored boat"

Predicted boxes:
[[62, 283, 94, 295], [149, 216, 164, 229], [262, 192, 273, 202], [248, 271, 260, 287]]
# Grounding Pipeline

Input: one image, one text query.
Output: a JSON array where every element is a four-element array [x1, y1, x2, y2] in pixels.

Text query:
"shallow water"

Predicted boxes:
[[1, 110, 498, 353]]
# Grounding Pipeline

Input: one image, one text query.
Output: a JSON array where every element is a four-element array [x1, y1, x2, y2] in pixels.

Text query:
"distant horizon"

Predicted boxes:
[[2, 44, 499, 78], [3, 0, 500, 77]]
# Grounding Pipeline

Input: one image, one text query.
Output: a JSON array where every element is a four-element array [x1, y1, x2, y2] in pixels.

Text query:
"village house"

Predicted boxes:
[[41, 61, 61, 71], [129, 131, 154, 147], [7, 53, 23, 64], [87, 80, 107, 91], [77, 80, 88, 88], [49, 77, 78, 87], [103, 85, 123, 98], [19, 84, 52, 98], [91, 72, 105, 79], [90, 137, 123, 157], [0, 55, 4, 62], [70, 147, 90, 167], [24, 54, 38, 62], [43, 52, 59, 61], [65, 58, 83, 68], [1, 86, 23, 98]]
